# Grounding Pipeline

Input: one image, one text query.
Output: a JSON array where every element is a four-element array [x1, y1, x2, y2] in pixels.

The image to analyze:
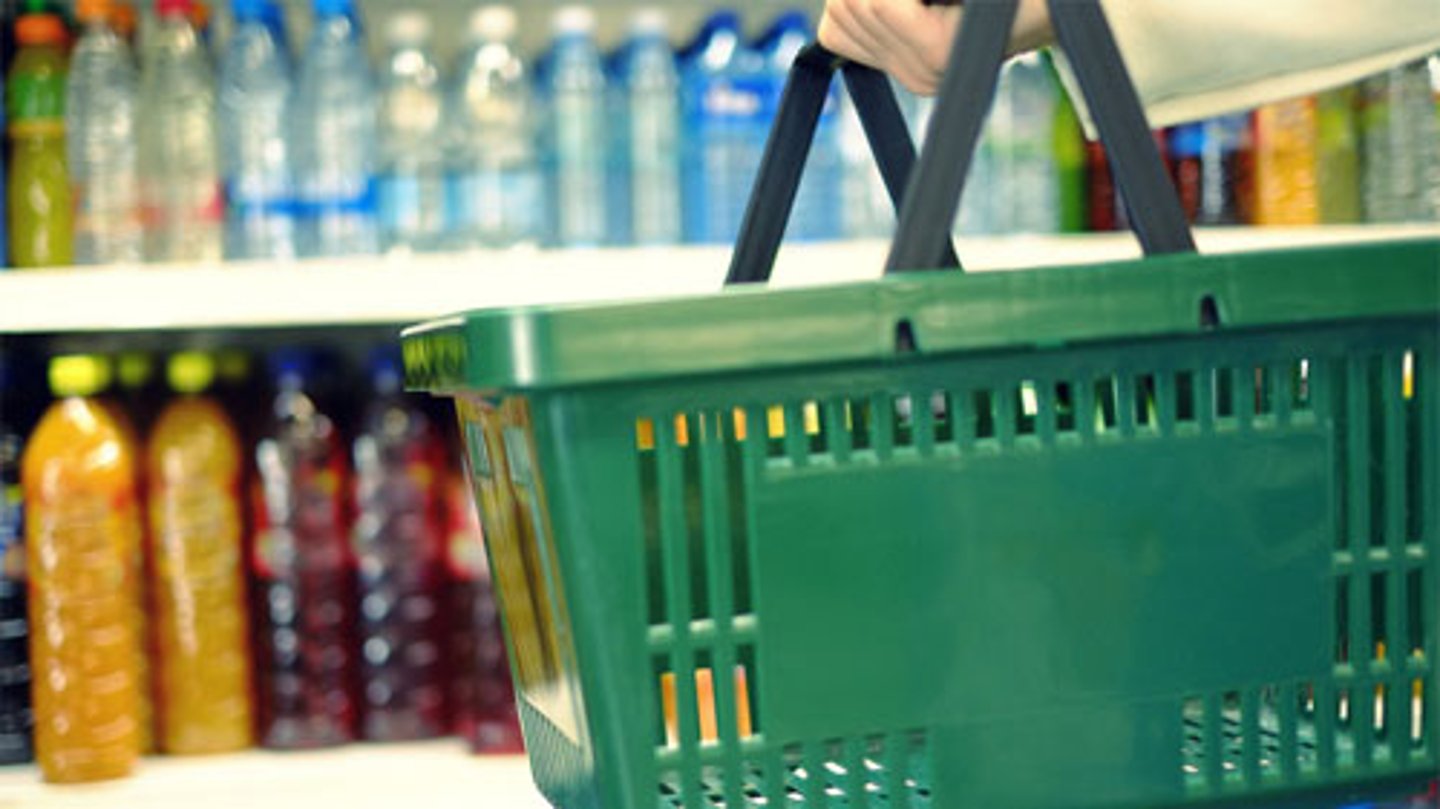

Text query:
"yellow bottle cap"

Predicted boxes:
[[49, 355, 114, 398], [117, 351, 154, 390], [168, 351, 216, 395], [216, 349, 251, 384]]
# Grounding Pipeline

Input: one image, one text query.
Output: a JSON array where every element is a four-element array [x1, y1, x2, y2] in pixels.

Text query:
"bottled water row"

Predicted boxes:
[[57, 0, 860, 266]]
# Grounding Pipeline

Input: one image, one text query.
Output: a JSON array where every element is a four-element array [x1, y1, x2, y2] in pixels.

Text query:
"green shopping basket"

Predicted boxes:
[[403, 1, 1439, 806]]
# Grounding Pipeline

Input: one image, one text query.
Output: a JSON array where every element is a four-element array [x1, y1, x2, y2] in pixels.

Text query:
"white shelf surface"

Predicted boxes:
[[0, 742, 549, 809], [1, 226, 1436, 335]]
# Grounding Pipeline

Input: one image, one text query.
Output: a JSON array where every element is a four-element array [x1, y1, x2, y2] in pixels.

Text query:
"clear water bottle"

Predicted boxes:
[[1361, 59, 1440, 223], [679, 11, 766, 244], [218, 0, 297, 261], [291, 0, 380, 258], [377, 12, 445, 254], [756, 11, 842, 242], [611, 8, 681, 246], [988, 53, 1063, 234], [541, 6, 608, 247], [67, 0, 142, 265], [444, 6, 540, 249], [138, 0, 223, 263], [351, 349, 446, 742]]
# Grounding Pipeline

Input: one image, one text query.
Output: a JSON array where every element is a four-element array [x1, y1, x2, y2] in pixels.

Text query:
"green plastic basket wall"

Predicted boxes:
[[404, 240, 1440, 809]]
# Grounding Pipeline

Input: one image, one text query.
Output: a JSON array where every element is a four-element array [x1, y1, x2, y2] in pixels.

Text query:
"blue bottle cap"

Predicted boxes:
[[367, 345, 403, 393], [231, 0, 267, 21], [312, 0, 353, 19]]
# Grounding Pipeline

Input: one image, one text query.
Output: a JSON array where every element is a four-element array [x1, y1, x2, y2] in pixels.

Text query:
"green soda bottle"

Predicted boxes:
[[1047, 54, 1088, 233], [6, 8, 74, 268], [1316, 84, 1361, 224]]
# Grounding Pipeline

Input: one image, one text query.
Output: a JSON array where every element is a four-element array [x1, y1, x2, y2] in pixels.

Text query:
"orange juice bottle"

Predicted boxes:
[[22, 355, 142, 783], [1252, 96, 1321, 225], [146, 352, 254, 754], [91, 358, 155, 754]]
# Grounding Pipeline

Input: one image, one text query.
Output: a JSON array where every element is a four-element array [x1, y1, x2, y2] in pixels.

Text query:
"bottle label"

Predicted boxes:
[[378, 172, 445, 239], [296, 184, 379, 218], [447, 169, 540, 242]]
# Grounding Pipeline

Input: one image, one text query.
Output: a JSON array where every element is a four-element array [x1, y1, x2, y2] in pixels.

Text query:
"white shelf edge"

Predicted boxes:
[[0, 741, 548, 809], [1, 226, 1435, 335]]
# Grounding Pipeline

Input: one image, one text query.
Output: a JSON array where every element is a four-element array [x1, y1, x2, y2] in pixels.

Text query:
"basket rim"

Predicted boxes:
[[402, 238, 1440, 393]]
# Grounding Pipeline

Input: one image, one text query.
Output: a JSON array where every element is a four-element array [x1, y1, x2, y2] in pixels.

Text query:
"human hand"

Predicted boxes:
[[818, 0, 1054, 94]]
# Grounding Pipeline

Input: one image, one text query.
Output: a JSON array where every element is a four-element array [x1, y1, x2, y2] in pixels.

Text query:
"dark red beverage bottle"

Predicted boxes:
[[351, 348, 447, 741], [250, 349, 357, 749]]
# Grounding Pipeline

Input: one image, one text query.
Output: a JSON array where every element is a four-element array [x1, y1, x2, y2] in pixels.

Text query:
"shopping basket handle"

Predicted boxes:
[[885, 0, 1196, 272], [726, 0, 1195, 285], [725, 47, 958, 284]]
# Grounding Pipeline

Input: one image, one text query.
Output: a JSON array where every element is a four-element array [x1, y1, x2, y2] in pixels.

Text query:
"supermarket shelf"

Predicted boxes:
[[0, 742, 549, 809], [1, 226, 1437, 335]]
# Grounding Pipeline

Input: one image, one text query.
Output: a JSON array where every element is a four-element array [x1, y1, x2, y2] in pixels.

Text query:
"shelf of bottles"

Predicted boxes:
[[2, 0, 1437, 276], [1, 0, 1439, 794]]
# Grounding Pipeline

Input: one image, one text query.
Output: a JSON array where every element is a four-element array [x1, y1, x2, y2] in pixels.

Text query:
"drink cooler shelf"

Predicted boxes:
[[2, 227, 1436, 335]]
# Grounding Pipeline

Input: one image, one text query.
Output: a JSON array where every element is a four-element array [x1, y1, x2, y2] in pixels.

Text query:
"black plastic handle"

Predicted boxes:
[[725, 47, 958, 284], [726, 0, 1195, 285]]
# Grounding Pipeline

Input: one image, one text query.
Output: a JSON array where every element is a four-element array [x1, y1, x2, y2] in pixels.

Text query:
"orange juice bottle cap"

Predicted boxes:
[[15, 13, 67, 46]]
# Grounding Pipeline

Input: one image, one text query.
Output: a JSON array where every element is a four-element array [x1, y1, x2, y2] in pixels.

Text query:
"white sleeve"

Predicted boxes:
[[1056, 0, 1440, 129]]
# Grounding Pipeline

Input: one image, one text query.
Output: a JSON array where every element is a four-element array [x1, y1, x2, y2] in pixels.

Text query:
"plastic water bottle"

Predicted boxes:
[[444, 6, 540, 249], [251, 350, 357, 749], [377, 12, 445, 254], [351, 349, 446, 741], [756, 11, 842, 242], [989, 53, 1063, 234], [838, 79, 906, 240], [1361, 60, 1440, 223], [67, 0, 142, 265], [218, 0, 297, 260], [679, 11, 766, 244], [540, 7, 608, 247], [138, 0, 223, 263], [0, 360, 31, 764], [291, 0, 380, 257], [611, 8, 681, 246]]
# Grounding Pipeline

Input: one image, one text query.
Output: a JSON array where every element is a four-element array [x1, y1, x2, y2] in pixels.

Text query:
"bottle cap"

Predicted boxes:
[[267, 348, 314, 384], [552, 5, 595, 36], [168, 352, 216, 395], [313, 0, 354, 19], [112, 2, 138, 38], [15, 14, 67, 46], [155, 0, 193, 18], [116, 352, 154, 390], [50, 355, 114, 399], [76, 0, 114, 24], [469, 5, 516, 41], [231, 0, 266, 21], [216, 349, 252, 385], [368, 345, 402, 394], [385, 10, 430, 45], [629, 7, 668, 37]]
